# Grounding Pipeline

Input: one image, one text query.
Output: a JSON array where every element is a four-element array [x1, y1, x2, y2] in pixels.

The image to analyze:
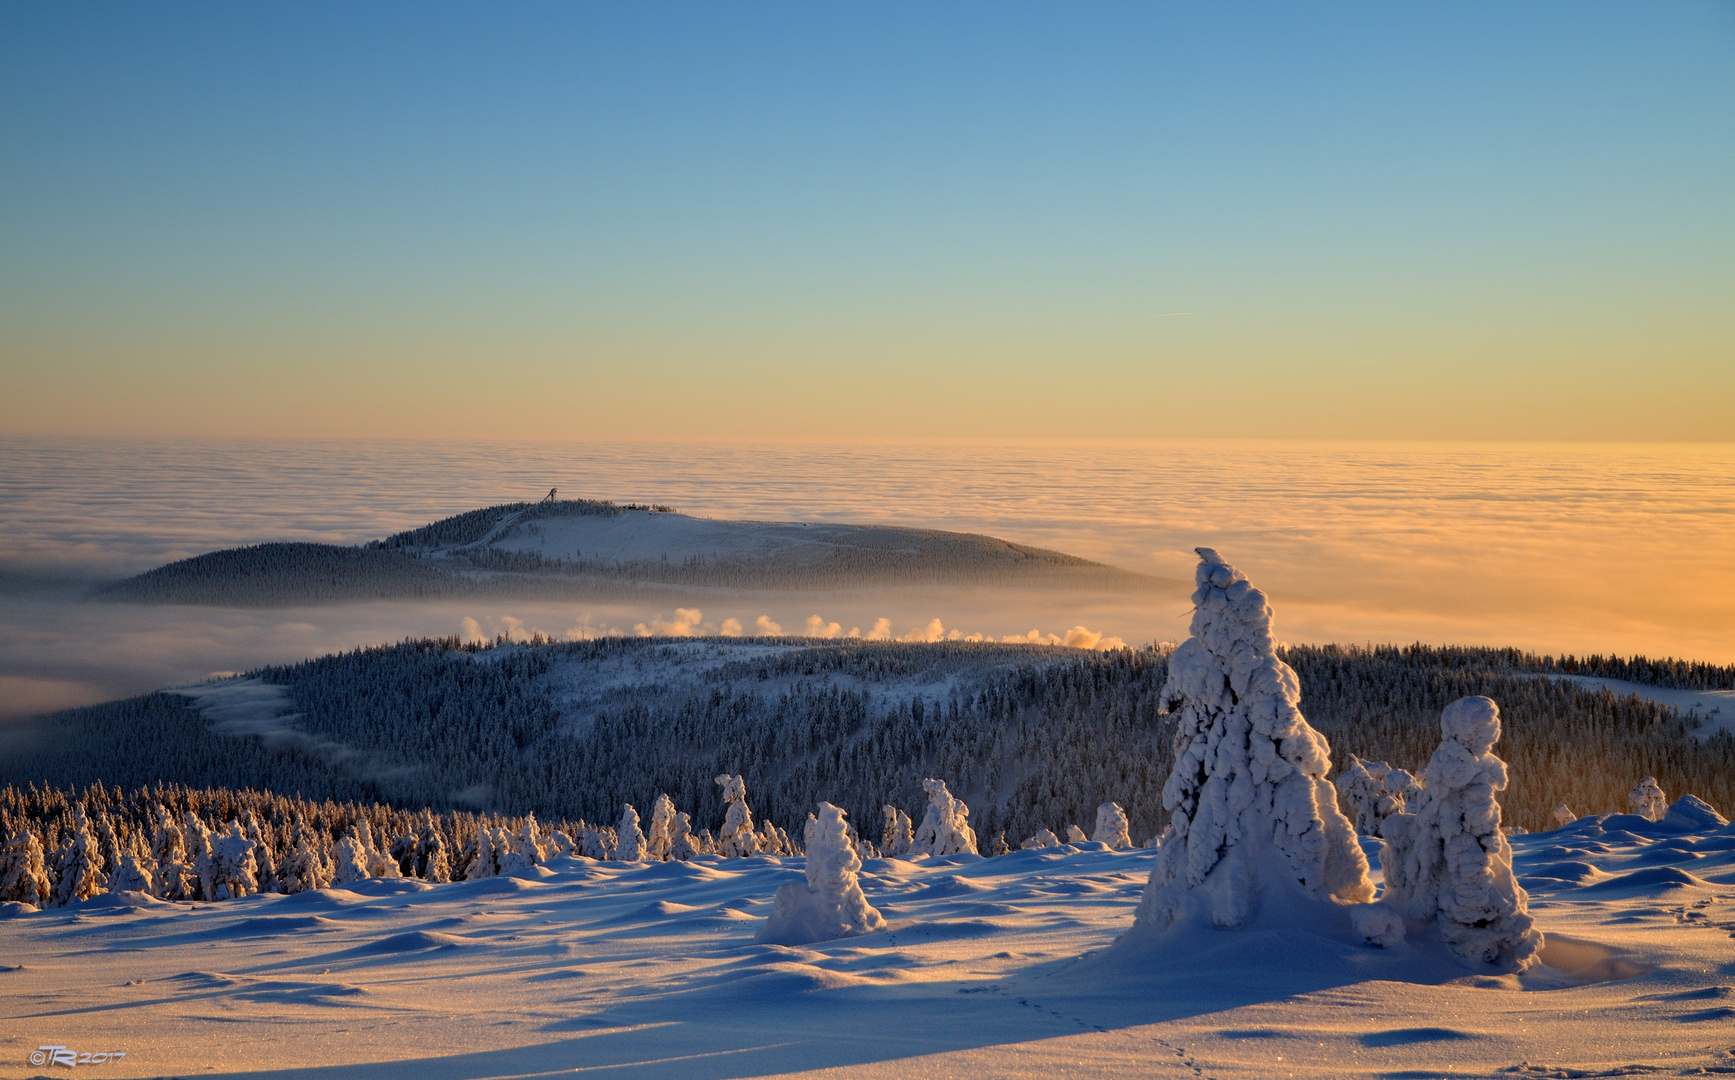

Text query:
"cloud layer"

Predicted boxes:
[[3, 437, 1731, 719]]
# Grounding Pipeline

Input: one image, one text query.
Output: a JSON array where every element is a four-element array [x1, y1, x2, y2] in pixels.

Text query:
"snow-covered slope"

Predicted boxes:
[[1543, 673, 1735, 740], [4, 806, 1733, 1079]]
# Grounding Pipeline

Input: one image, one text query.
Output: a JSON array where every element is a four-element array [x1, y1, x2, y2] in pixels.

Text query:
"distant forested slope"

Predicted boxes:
[[97, 499, 1169, 606], [6, 639, 1730, 840]]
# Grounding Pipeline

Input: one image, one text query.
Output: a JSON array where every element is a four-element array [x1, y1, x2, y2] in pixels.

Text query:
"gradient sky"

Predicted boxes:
[[2, 3, 1731, 441]]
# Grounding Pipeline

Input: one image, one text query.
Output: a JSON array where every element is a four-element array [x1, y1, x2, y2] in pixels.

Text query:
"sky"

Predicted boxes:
[[2, 3, 1732, 441]]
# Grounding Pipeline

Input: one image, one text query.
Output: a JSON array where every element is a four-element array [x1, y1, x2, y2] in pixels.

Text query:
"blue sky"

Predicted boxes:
[[3, 3, 1731, 439]]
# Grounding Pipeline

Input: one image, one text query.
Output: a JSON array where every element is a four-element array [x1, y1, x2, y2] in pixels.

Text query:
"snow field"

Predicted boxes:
[[4, 813, 1735, 1079]]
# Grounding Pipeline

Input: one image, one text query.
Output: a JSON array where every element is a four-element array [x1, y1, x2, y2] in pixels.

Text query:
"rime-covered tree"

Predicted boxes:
[[109, 833, 157, 896], [757, 819, 791, 856], [1335, 755, 1392, 836], [280, 817, 329, 894], [181, 811, 217, 900], [911, 779, 977, 856], [645, 794, 677, 862], [332, 827, 371, 885], [880, 806, 913, 857], [714, 775, 760, 858], [1378, 696, 1542, 971], [1375, 769, 1422, 827], [355, 818, 401, 879], [510, 814, 547, 868], [1021, 828, 1059, 849], [151, 808, 194, 901], [616, 806, 645, 862], [758, 804, 886, 945], [208, 821, 259, 899], [1629, 777, 1667, 822], [1134, 549, 1374, 935], [55, 808, 108, 906], [577, 823, 611, 861], [669, 812, 702, 861], [245, 812, 279, 893], [1093, 802, 1131, 848], [0, 828, 52, 906], [416, 811, 451, 882]]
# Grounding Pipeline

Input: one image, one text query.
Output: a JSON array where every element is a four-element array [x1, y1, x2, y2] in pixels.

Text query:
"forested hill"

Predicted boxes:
[[6, 638, 1731, 842], [98, 499, 1173, 606]]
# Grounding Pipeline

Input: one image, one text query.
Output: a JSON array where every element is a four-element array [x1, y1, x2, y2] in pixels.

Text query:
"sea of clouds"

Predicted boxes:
[[2, 436, 1730, 717]]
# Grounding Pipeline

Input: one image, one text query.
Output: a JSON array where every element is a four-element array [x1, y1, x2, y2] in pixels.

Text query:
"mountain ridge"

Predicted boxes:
[[98, 498, 1179, 606]]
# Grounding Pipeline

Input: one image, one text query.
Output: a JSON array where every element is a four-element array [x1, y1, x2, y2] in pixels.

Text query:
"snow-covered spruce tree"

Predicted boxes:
[[280, 831, 324, 893], [757, 803, 887, 945], [645, 794, 676, 861], [912, 779, 978, 856], [55, 808, 108, 906], [0, 827, 53, 906], [1133, 548, 1375, 934], [1551, 804, 1577, 829], [616, 805, 645, 862], [109, 833, 156, 896], [1093, 802, 1131, 848], [208, 821, 259, 899], [1375, 769, 1422, 827], [1334, 755, 1393, 836], [357, 818, 401, 879], [513, 814, 547, 867], [880, 806, 913, 857], [1066, 824, 1089, 844], [332, 827, 371, 885], [1022, 828, 1059, 850], [1378, 696, 1542, 971], [468, 826, 508, 878], [416, 811, 451, 882], [757, 819, 791, 856], [181, 812, 217, 901], [245, 812, 278, 893], [389, 830, 418, 878], [669, 812, 702, 861], [94, 812, 122, 883], [547, 829, 577, 859], [496, 824, 535, 874], [1629, 777, 1667, 822], [577, 823, 611, 861], [714, 775, 760, 858], [152, 808, 195, 901]]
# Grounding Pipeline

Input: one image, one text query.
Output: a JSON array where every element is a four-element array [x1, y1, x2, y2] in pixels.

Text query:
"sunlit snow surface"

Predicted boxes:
[[5, 812, 1735, 1078]]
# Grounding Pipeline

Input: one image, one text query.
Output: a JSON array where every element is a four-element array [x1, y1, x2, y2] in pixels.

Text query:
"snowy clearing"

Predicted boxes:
[[4, 811, 1733, 1079], [1543, 673, 1735, 740]]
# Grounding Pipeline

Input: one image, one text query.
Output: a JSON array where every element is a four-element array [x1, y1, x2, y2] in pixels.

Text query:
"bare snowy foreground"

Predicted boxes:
[[3, 812, 1734, 1080]]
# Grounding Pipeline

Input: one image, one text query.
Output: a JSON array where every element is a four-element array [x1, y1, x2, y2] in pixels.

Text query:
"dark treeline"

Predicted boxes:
[[96, 542, 465, 605], [375, 498, 632, 551], [6, 639, 1730, 843]]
